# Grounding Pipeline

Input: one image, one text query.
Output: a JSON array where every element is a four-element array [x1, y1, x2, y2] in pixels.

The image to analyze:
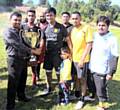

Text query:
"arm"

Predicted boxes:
[[66, 35, 73, 54], [78, 42, 92, 68], [106, 37, 119, 80], [4, 30, 31, 54], [106, 56, 119, 80]]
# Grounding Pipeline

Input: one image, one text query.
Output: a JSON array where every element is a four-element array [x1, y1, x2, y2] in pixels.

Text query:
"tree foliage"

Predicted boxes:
[[55, 0, 120, 23]]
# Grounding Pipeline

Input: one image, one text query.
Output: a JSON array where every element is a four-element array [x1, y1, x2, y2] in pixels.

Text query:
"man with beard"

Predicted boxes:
[[21, 9, 43, 88], [36, 12, 48, 81], [3, 12, 40, 110]]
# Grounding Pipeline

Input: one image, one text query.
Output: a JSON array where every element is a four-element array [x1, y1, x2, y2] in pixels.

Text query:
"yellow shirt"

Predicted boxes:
[[60, 59, 72, 81], [71, 24, 93, 62]]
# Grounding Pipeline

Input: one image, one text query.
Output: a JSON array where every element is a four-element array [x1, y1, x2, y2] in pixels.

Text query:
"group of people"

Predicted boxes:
[[3, 7, 119, 110]]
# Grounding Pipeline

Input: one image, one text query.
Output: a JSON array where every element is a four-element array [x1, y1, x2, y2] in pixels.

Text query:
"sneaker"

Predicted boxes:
[[32, 84, 39, 89], [75, 100, 84, 110], [60, 99, 69, 105], [84, 95, 95, 101], [97, 106, 105, 110], [41, 87, 52, 96]]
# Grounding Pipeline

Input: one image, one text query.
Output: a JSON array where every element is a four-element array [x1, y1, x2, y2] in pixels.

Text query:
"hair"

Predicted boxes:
[[97, 16, 110, 26], [10, 11, 22, 19], [45, 7, 56, 15], [72, 11, 81, 17], [27, 9, 36, 14], [61, 11, 70, 17], [61, 46, 70, 54]]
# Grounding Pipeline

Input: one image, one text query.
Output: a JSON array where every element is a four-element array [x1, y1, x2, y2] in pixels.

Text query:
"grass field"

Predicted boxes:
[[0, 13, 120, 110]]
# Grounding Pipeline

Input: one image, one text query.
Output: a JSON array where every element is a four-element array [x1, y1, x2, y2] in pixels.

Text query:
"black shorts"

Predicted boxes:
[[43, 51, 62, 72]]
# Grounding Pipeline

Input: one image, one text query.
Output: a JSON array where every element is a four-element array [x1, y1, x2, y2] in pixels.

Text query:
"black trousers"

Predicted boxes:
[[87, 69, 96, 96], [6, 56, 28, 109]]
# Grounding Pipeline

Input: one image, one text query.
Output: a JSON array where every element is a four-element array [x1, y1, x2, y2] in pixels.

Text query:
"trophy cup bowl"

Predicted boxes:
[[21, 30, 40, 66]]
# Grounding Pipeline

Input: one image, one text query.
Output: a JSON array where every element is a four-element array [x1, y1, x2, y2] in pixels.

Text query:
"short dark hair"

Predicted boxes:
[[97, 16, 110, 26], [61, 46, 70, 54], [10, 11, 22, 19], [62, 12, 70, 17], [27, 9, 36, 14], [45, 7, 56, 15], [72, 11, 81, 17]]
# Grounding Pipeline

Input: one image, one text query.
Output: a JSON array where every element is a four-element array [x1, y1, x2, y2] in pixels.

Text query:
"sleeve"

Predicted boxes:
[[108, 56, 119, 76], [108, 37, 119, 75], [84, 25, 93, 43], [62, 25, 68, 38], [110, 37, 119, 57], [4, 30, 31, 54]]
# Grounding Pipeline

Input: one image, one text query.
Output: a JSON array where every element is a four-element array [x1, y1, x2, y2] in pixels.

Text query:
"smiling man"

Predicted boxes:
[[40, 7, 72, 95], [71, 11, 93, 110], [3, 11, 41, 110], [89, 16, 119, 110]]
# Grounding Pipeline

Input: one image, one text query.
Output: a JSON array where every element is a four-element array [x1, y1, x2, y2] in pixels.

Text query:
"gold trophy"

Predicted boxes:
[[21, 29, 40, 66]]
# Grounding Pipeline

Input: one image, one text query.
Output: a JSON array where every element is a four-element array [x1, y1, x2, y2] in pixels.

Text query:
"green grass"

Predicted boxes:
[[0, 13, 120, 110]]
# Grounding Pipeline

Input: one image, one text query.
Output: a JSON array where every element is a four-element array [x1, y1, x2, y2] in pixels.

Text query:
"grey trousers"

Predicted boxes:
[[93, 73, 108, 102]]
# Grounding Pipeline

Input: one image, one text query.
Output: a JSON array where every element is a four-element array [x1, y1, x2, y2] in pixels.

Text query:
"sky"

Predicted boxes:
[[23, 0, 120, 6]]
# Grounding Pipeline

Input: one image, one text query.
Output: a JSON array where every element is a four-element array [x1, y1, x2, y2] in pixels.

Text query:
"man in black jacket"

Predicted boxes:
[[3, 12, 40, 110]]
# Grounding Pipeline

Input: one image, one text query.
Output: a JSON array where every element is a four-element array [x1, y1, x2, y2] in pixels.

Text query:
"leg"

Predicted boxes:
[[17, 61, 27, 97], [93, 73, 108, 108], [87, 69, 96, 98], [43, 52, 53, 92], [46, 70, 52, 90], [74, 77, 81, 97], [31, 66, 37, 86], [6, 58, 20, 109], [80, 77, 87, 100], [36, 63, 41, 80], [59, 82, 69, 104]]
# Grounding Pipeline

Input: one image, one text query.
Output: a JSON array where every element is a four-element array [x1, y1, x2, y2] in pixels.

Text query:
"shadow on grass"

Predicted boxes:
[[0, 79, 120, 110], [0, 67, 7, 73], [87, 79, 120, 110]]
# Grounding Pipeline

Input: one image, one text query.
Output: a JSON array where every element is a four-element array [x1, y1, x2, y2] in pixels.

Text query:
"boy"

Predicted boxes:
[[59, 46, 72, 105]]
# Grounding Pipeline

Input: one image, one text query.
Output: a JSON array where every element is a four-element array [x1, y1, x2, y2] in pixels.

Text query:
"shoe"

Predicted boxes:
[[18, 96, 31, 102], [75, 100, 84, 110], [60, 98, 69, 105], [75, 91, 81, 98], [41, 87, 52, 96], [84, 95, 95, 101], [97, 106, 105, 110], [32, 84, 39, 89]]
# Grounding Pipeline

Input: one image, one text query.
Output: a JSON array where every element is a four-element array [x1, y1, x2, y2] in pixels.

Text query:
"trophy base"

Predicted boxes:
[[27, 55, 38, 66]]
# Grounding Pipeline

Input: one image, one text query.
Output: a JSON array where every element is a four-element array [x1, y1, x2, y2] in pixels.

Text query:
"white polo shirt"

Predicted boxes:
[[89, 32, 119, 75]]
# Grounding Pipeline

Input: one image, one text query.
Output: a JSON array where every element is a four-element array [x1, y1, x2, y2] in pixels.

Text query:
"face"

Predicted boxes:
[[71, 13, 81, 27], [10, 15, 22, 29], [60, 51, 69, 60], [62, 14, 70, 24], [45, 12, 55, 24], [27, 12, 36, 23], [39, 13, 46, 23], [97, 21, 109, 35]]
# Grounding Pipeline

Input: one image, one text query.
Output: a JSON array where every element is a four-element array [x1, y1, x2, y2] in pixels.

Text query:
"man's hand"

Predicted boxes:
[[31, 48, 41, 55], [78, 60, 84, 68], [106, 74, 113, 80]]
